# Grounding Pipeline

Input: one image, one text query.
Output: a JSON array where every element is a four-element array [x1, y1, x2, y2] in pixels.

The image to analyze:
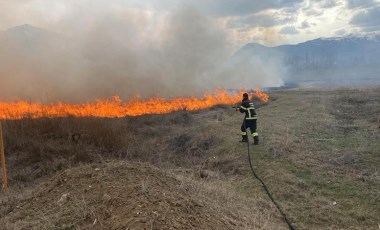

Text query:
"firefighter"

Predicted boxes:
[[239, 93, 259, 144]]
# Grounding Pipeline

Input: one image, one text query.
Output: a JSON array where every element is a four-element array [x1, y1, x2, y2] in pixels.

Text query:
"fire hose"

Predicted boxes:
[[242, 120, 296, 230]]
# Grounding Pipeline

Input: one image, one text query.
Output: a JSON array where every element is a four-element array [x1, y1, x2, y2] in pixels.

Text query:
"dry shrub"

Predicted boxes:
[[1, 105, 235, 186], [1, 117, 133, 184]]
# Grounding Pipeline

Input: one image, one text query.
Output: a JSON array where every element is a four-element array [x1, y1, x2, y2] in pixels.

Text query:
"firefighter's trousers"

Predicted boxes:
[[241, 119, 259, 144]]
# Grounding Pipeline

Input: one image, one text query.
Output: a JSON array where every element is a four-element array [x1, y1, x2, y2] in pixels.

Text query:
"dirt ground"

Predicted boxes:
[[0, 161, 283, 229]]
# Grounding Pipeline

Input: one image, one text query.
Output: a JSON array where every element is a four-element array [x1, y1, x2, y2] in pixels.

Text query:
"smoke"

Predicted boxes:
[[0, 2, 284, 102]]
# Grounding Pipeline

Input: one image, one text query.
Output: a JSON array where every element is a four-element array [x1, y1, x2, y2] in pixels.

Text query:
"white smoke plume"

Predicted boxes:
[[0, 1, 283, 102]]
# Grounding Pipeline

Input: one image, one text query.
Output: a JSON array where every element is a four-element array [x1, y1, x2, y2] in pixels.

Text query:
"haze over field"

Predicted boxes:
[[0, 0, 380, 101]]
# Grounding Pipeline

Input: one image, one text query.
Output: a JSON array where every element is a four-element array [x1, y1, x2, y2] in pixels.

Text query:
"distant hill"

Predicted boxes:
[[235, 34, 380, 69], [234, 34, 380, 85], [0, 24, 64, 55], [6, 24, 55, 42]]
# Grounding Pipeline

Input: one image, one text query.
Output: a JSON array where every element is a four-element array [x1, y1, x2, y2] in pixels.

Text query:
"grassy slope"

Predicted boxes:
[[185, 88, 379, 229], [0, 88, 379, 229], [254, 88, 380, 229]]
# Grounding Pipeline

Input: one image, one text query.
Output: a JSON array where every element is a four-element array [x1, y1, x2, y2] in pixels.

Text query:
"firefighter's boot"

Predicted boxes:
[[252, 132, 259, 145], [240, 132, 248, 142]]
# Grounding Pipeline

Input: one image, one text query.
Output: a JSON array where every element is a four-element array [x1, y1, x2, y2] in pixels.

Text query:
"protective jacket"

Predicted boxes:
[[239, 100, 257, 120]]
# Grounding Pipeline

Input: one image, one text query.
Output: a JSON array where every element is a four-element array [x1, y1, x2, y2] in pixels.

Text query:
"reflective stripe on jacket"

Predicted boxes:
[[239, 100, 257, 120]]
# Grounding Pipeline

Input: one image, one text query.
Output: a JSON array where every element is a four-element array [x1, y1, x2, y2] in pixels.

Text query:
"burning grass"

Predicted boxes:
[[0, 89, 269, 119]]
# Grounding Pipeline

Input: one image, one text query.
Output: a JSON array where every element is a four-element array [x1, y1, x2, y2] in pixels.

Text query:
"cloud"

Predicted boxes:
[[280, 25, 300, 34], [346, 0, 379, 9], [350, 6, 380, 31], [112, 0, 304, 17], [318, 0, 342, 8], [299, 20, 311, 29], [334, 28, 348, 35], [303, 7, 324, 16], [227, 12, 297, 29], [186, 0, 304, 17], [301, 0, 342, 17]]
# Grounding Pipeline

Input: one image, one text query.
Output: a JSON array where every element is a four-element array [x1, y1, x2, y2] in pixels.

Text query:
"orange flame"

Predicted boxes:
[[0, 89, 269, 119]]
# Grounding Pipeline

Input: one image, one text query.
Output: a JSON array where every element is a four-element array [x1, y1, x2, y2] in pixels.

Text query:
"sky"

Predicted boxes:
[[1, 0, 380, 49]]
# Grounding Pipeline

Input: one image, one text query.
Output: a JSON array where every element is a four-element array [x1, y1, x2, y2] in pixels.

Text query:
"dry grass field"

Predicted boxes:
[[0, 87, 379, 229]]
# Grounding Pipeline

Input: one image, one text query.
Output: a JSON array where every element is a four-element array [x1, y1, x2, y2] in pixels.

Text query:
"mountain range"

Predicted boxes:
[[235, 34, 380, 69], [233, 34, 380, 85]]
